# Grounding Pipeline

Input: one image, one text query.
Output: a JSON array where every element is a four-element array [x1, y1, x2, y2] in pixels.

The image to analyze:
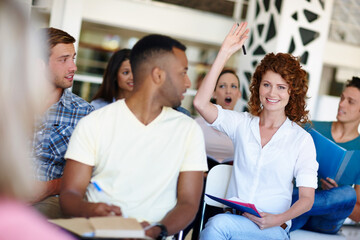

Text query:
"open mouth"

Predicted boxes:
[[225, 97, 232, 103]]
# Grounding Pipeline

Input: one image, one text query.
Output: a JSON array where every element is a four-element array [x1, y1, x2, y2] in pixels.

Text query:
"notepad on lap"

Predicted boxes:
[[205, 194, 261, 218], [309, 128, 360, 185], [50, 216, 147, 238]]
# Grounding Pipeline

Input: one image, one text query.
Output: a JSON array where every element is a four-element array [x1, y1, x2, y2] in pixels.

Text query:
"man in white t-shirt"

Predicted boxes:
[[60, 34, 208, 240]]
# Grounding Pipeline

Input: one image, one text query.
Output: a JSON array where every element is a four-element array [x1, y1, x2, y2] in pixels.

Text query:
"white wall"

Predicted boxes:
[[82, 0, 234, 46]]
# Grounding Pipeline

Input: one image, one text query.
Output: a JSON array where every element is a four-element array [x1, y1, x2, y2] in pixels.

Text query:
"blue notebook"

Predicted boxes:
[[309, 128, 359, 185], [205, 194, 261, 218]]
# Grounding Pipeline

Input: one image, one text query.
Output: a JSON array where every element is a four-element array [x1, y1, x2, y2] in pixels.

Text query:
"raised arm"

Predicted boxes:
[[60, 159, 121, 217], [193, 22, 249, 124]]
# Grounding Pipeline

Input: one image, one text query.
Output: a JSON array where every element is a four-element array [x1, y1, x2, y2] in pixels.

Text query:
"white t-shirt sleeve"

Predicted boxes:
[[294, 132, 319, 188], [180, 121, 208, 172], [65, 113, 97, 166]]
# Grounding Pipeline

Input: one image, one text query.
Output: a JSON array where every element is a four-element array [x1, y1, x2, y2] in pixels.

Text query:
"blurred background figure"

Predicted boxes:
[[91, 48, 133, 109], [0, 0, 74, 239], [195, 69, 241, 165], [188, 69, 241, 240]]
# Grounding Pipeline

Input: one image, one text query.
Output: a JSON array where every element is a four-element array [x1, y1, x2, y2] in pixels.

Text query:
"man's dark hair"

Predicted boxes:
[[346, 76, 360, 90], [130, 34, 186, 84]]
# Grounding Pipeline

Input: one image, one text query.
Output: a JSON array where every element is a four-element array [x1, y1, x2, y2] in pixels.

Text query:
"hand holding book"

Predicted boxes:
[[320, 177, 338, 190]]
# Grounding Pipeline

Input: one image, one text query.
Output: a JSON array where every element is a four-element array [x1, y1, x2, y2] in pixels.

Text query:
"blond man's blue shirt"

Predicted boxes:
[[33, 89, 94, 181]]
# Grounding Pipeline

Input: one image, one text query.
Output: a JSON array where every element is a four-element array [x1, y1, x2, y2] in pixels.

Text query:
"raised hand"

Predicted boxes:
[[220, 22, 250, 57]]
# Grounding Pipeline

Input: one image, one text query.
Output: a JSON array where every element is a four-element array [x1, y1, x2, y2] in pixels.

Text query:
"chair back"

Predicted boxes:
[[204, 164, 233, 207], [199, 164, 233, 231]]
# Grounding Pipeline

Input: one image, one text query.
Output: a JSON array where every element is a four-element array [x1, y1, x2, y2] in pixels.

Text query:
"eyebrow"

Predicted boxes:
[[57, 53, 76, 59]]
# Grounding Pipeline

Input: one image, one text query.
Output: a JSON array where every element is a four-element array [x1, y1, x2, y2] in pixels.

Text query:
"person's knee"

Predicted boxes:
[[205, 213, 230, 229], [323, 186, 355, 204], [333, 185, 356, 207]]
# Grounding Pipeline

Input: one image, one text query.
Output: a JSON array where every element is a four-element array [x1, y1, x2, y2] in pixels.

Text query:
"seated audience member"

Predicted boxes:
[[291, 76, 360, 234], [91, 49, 133, 110], [195, 69, 241, 164], [91, 48, 191, 116], [187, 69, 241, 240], [194, 22, 318, 240], [60, 34, 208, 239], [0, 1, 75, 239], [31, 27, 94, 218]]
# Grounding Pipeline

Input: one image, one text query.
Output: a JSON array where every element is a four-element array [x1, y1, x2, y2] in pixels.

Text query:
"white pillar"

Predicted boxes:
[[238, 0, 334, 116], [49, 0, 84, 52]]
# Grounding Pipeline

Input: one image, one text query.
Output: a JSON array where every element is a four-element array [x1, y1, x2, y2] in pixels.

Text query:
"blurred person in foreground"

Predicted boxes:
[[0, 0, 75, 239]]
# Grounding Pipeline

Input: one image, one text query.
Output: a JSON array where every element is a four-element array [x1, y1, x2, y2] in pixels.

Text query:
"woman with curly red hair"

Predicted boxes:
[[249, 52, 309, 125], [194, 22, 318, 240]]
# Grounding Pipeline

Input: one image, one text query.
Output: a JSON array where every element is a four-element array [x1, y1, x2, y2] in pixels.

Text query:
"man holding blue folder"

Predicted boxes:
[[291, 76, 360, 233]]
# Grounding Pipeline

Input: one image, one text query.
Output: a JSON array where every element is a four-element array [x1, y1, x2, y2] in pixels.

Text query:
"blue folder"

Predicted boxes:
[[309, 128, 359, 185]]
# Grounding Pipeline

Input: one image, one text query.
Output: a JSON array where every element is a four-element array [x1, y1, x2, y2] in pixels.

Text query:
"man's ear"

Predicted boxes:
[[151, 67, 166, 85]]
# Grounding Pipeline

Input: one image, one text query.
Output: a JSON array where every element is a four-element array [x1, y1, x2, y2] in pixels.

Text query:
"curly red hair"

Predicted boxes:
[[248, 53, 310, 125]]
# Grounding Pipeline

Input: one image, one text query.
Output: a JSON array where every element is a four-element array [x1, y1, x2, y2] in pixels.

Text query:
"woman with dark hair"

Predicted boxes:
[[194, 22, 318, 240], [91, 49, 133, 109]]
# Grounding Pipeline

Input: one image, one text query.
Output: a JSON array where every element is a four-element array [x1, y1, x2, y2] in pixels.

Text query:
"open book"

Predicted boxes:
[[205, 194, 261, 218], [309, 128, 360, 185], [50, 216, 148, 239]]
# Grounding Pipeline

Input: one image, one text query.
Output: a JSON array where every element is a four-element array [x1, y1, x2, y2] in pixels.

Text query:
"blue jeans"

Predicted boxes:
[[200, 213, 289, 240], [290, 185, 356, 234]]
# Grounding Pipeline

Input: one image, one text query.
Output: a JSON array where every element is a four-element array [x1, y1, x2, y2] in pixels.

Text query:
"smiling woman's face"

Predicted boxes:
[[213, 73, 241, 110]]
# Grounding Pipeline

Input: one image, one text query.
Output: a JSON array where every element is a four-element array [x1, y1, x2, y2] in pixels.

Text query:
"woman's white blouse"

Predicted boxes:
[[211, 105, 318, 216]]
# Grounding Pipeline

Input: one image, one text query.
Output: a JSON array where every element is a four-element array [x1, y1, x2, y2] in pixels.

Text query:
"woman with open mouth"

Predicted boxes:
[[195, 69, 241, 165]]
